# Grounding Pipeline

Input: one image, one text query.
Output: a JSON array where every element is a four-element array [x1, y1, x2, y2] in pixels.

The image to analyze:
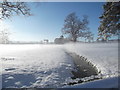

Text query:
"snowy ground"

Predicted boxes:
[[0, 42, 119, 88], [0, 45, 75, 88]]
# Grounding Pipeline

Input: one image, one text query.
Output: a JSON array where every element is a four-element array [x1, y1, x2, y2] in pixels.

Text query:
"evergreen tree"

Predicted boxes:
[[98, 2, 120, 41]]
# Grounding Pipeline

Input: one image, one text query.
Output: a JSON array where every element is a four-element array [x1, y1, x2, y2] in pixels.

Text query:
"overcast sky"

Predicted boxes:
[[4, 2, 104, 42]]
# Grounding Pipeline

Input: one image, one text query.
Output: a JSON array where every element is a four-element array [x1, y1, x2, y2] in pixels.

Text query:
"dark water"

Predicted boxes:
[[66, 52, 102, 85]]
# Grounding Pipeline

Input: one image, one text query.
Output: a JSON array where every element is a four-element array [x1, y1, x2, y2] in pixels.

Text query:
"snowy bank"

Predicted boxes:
[[64, 76, 119, 88], [64, 42, 119, 78]]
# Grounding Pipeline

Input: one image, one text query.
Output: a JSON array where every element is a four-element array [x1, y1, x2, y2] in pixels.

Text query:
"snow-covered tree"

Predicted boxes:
[[62, 12, 89, 42], [0, 0, 31, 19], [98, 2, 120, 41], [0, 29, 10, 44], [0, 0, 32, 43]]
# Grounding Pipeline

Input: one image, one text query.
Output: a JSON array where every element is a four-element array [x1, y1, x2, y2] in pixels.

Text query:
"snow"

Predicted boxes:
[[0, 44, 75, 88], [64, 42, 119, 78], [64, 76, 119, 88], [0, 42, 119, 88]]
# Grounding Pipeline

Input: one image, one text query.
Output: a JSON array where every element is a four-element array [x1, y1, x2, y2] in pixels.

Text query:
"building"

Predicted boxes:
[[54, 35, 70, 44]]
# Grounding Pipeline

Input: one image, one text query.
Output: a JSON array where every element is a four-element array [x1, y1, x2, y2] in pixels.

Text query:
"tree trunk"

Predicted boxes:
[[73, 37, 77, 42]]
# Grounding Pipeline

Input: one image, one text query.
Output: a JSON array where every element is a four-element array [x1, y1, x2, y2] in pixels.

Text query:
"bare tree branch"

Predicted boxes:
[[0, 0, 32, 19]]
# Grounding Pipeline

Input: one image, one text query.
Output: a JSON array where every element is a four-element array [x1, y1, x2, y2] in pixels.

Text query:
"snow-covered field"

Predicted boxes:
[[0, 45, 76, 88], [0, 42, 119, 88]]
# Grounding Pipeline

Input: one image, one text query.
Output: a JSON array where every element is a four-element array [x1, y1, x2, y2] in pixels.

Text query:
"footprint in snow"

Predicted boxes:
[[1, 57, 15, 61], [15, 81, 22, 85], [6, 76, 14, 80], [5, 68, 16, 71]]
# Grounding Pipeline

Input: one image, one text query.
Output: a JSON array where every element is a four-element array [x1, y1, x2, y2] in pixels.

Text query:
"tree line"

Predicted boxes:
[[0, 1, 119, 44], [62, 2, 119, 42]]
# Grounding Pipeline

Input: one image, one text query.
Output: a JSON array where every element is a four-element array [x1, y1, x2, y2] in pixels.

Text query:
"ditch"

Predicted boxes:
[[65, 52, 102, 85]]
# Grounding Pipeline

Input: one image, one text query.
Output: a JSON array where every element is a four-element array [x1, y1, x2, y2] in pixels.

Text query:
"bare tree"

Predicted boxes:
[[84, 31, 94, 42], [62, 12, 89, 42], [0, 0, 31, 19], [0, 0, 32, 44], [0, 29, 10, 44]]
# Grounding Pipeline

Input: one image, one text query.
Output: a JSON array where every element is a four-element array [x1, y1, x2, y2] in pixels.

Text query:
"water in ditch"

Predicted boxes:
[[65, 52, 102, 85]]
